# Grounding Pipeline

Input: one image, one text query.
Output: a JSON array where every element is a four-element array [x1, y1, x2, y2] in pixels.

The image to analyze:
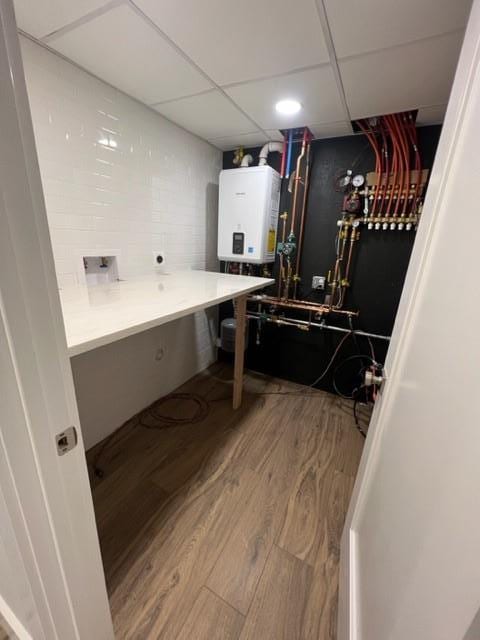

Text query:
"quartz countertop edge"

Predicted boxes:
[[60, 270, 273, 357]]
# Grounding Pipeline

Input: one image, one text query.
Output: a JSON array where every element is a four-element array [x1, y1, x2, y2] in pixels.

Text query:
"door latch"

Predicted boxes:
[[56, 426, 78, 456]]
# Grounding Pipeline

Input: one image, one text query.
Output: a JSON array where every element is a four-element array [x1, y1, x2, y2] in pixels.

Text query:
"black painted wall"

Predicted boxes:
[[221, 126, 441, 395]]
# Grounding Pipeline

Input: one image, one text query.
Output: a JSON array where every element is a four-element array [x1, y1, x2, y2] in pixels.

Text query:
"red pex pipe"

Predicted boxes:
[[388, 115, 404, 218], [356, 120, 382, 217], [392, 114, 405, 217], [379, 122, 389, 215], [357, 120, 381, 173], [372, 128, 382, 216], [406, 112, 422, 214], [384, 116, 398, 218], [280, 133, 287, 178], [398, 114, 411, 216]]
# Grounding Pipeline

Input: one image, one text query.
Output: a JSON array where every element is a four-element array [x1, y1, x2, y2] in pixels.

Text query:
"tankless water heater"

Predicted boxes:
[[217, 165, 280, 264]]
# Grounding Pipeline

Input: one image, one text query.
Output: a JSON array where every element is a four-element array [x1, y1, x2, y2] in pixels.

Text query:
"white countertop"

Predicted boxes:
[[60, 270, 273, 356]]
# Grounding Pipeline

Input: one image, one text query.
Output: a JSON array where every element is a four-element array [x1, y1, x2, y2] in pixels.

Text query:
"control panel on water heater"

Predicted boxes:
[[217, 165, 280, 264]]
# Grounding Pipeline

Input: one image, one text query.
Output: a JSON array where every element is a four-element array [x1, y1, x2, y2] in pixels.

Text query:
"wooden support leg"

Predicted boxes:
[[232, 294, 247, 410]]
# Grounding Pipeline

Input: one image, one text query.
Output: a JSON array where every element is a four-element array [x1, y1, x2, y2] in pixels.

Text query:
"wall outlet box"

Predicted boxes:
[[312, 275, 326, 290]]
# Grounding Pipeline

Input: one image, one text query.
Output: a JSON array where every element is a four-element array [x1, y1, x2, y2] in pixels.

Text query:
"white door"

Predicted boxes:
[[338, 1, 480, 639], [0, 1, 113, 638]]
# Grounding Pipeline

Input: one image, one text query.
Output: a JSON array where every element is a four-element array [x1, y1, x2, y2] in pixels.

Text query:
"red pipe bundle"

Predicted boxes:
[[357, 111, 422, 218]]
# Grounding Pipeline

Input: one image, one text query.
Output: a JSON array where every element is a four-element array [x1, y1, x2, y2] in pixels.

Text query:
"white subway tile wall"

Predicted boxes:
[[20, 37, 222, 448], [21, 37, 221, 286]]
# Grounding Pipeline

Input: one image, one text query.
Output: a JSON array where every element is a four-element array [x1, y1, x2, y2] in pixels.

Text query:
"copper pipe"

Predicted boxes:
[[283, 259, 292, 300], [248, 311, 389, 340], [337, 224, 359, 309], [277, 212, 288, 298], [293, 134, 311, 299], [249, 295, 358, 317], [330, 222, 349, 309], [343, 226, 357, 290], [290, 132, 307, 235]]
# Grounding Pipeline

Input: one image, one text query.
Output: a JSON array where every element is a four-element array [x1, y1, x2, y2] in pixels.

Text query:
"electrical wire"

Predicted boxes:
[[352, 386, 368, 438], [251, 330, 354, 396], [138, 393, 209, 429], [91, 391, 211, 478], [331, 353, 375, 399]]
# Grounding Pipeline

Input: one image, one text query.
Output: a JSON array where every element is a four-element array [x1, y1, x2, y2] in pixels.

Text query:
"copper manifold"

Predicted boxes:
[[249, 295, 358, 317]]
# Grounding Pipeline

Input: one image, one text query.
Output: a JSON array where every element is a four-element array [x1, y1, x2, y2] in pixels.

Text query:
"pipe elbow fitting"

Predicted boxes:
[[258, 142, 284, 165], [240, 154, 253, 167]]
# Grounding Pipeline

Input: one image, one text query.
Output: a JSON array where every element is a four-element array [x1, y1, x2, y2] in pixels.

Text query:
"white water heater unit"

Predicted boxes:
[[217, 165, 280, 264]]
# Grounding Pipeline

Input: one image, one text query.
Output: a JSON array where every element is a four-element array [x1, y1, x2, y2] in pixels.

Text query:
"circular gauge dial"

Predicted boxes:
[[352, 174, 365, 188]]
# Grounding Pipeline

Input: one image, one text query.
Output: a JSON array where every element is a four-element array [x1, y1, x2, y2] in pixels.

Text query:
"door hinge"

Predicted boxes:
[[56, 426, 78, 456]]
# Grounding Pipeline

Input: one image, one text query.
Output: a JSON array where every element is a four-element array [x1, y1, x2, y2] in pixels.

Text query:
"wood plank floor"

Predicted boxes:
[[86, 365, 367, 639], [0, 614, 15, 640]]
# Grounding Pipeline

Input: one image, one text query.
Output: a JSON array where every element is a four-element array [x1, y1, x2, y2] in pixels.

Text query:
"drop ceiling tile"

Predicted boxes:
[[134, 0, 330, 85], [47, 4, 212, 105], [416, 104, 447, 126], [154, 90, 257, 140], [209, 132, 269, 152], [340, 31, 463, 120], [225, 66, 346, 130], [310, 121, 353, 139], [14, 0, 111, 38], [324, 0, 471, 59]]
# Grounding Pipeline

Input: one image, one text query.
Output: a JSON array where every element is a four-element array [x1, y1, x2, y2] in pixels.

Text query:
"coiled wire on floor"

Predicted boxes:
[[139, 392, 209, 429], [91, 392, 210, 479]]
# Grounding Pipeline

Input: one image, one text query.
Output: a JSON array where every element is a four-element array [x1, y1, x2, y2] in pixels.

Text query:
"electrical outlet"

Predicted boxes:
[[312, 275, 326, 290]]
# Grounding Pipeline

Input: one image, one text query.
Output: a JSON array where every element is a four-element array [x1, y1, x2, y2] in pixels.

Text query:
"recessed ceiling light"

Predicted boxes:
[[275, 99, 302, 115]]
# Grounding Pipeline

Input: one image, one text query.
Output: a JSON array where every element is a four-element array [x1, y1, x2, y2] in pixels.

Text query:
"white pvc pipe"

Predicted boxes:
[[240, 154, 253, 167], [258, 141, 283, 165]]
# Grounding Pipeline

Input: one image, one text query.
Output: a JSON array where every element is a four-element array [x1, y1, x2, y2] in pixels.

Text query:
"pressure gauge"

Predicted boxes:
[[352, 174, 365, 188]]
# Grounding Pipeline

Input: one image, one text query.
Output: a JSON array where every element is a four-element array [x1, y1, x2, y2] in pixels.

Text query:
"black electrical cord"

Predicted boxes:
[[331, 353, 376, 399], [91, 391, 211, 479], [251, 329, 354, 396], [352, 385, 368, 438], [348, 315, 361, 356]]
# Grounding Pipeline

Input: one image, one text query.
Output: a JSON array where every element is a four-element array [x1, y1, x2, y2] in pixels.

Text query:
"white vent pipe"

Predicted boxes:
[[240, 154, 253, 167], [258, 141, 283, 165]]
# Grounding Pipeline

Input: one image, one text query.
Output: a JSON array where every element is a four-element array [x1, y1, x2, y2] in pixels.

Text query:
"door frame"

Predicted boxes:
[[0, 1, 113, 638], [337, 1, 480, 637]]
